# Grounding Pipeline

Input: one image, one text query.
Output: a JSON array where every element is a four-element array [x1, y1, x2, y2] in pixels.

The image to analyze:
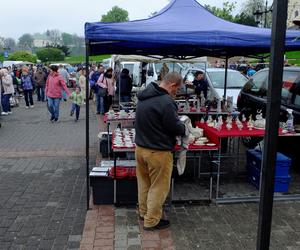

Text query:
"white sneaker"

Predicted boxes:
[[30, 105, 34, 108], [1, 112, 8, 115], [7, 111, 12, 114], [25, 106, 29, 109]]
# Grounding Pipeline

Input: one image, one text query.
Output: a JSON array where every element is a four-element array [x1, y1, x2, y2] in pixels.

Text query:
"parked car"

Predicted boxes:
[[237, 67, 300, 165], [180, 68, 248, 107], [237, 67, 300, 123]]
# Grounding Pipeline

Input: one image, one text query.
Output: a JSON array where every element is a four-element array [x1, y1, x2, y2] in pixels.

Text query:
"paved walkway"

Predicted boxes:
[[0, 98, 98, 250], [1, 98, 300, 250]]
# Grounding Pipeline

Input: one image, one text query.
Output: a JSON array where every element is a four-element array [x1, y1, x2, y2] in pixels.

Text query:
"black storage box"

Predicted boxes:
[[90, 175, 114, 204], [116, 178, 138, 205], [99, 134, 112, 158]]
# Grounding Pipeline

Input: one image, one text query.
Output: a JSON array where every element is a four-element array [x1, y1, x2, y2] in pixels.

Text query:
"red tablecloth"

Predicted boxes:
[[196, 122, 283, 141]]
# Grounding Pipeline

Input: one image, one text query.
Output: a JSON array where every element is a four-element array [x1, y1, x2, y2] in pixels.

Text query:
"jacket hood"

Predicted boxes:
[[137, 82, 168, 101], [120, 73, 130, 79]]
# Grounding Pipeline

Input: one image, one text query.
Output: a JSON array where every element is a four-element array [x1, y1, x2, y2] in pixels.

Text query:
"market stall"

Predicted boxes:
[[84, 0, 300, 209]]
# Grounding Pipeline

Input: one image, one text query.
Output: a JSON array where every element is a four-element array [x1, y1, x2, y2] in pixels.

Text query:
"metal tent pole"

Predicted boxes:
[[223, 56, 229, 100], [256, 0, 288, 249], [85, 40, 90, 210]]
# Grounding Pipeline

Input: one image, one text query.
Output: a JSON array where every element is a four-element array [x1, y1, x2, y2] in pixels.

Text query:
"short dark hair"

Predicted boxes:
[[121, 68, 129, 75], [50, 65, 59, 72], [194, 71, 203, 77], [106, 67, 113, 73], [163, 72, 183, 86]]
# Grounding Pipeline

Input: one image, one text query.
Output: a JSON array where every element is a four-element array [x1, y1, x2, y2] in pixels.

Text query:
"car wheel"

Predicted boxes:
[[242, 136, 263, 149]]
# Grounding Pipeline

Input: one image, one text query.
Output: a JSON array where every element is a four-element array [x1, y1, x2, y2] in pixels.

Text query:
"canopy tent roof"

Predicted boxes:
[[112, 54, 207, 63], [85, 0, 300, 58]]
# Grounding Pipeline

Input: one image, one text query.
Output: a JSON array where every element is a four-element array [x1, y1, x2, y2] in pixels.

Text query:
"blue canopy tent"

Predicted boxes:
[[85, 0, 300, 58], [84, 0, 299, 248]]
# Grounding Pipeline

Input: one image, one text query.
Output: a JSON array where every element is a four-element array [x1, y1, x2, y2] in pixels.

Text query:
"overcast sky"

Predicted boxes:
[[0, 0, 244, 41]]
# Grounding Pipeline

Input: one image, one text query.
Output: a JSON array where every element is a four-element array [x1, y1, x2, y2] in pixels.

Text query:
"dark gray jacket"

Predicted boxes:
[[135, 82, 185, 151]]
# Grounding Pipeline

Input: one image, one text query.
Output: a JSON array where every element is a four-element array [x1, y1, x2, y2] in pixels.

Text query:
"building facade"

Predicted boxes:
[[287, 0, 300, 28]]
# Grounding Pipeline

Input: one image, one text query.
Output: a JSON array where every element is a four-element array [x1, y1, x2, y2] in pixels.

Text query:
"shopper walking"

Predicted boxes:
[[21, 67, 34, 108], [135, 72, 185, 231], [45, 65, 70, 122], [34, 67, 47, 102], [0, 69, 14, 115], [69, 86, 84, 121]]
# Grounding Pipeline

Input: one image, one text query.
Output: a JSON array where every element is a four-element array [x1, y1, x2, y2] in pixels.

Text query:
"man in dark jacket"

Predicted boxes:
[[192, 71, 208, 98], [34, 67, 47, 102], [135, 72, 185, 231]]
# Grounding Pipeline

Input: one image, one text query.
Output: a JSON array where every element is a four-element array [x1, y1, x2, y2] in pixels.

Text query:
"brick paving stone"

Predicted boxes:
[[0, 99, 98, 250]]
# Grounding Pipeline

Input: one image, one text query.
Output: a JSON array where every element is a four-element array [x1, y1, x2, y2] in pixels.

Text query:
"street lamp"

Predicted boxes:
[[253, 0, 273, 28]]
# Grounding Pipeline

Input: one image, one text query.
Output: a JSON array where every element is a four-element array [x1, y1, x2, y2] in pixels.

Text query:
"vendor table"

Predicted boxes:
[[196, 122, 300, 203], [103, 113, 135, 158], [111, 129, 219, 204], [178, 107, 234, 116], [119, 102, 136, 110]]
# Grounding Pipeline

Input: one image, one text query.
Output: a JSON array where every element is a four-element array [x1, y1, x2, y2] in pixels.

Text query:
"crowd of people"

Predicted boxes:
[[0, 62, 134, 125]]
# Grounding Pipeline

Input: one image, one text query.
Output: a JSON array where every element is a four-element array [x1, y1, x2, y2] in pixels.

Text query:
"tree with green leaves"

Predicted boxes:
[[101, 6, 129, 22], [61, 32, 73, 46], [18, 34, 34, 49], [241, 0, 271, 27], [234, 12, 257, 26], [36, 48, 65, 62], [205, 1, 258, 27], [46, 29, 62, 46], [4, 38, 16, 51], [47, 44, 70, 57], [8, 51, 37, 62], [205, 1, 236, 22]]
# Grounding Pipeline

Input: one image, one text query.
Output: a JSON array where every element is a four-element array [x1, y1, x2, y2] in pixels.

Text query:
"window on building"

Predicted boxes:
[[295, 10, 299, 18]]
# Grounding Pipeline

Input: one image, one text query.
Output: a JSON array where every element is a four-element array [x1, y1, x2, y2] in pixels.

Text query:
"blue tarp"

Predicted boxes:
[[85, 0, 300, 57]]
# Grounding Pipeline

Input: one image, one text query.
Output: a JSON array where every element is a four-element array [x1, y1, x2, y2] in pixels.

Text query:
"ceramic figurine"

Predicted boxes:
[[226, 122, 232, 130], [200, 92, 206, 108], [242, 114, 247, 122]]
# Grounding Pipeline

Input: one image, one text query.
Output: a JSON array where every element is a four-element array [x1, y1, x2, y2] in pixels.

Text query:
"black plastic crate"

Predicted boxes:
[[90, 175, 114, 204], [116, 178, 138, 205]]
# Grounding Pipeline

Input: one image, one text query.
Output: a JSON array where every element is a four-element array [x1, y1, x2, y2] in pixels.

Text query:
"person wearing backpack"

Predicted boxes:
[[21, 67, 34, 108]]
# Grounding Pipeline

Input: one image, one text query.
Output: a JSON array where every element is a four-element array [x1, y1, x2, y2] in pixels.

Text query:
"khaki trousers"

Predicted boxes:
[[135, 145, 173, 227]]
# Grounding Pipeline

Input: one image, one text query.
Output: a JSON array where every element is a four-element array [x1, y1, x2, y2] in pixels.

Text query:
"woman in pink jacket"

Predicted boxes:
[[96, 67, 115, 113], [45, 65, 70, 122]]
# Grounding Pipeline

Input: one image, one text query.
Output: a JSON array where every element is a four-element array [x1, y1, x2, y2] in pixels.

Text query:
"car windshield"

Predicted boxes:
[[207, 71, 248, 89], [244, 69, 300, 98]]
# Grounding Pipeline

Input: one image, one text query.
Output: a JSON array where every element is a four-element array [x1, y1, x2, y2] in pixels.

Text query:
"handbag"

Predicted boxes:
[[98, 87, 108, 97], [97, 77, 108, 97]]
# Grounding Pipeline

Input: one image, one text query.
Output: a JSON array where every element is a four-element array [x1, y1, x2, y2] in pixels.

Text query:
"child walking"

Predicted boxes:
[[70, 86, 84, 121]]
